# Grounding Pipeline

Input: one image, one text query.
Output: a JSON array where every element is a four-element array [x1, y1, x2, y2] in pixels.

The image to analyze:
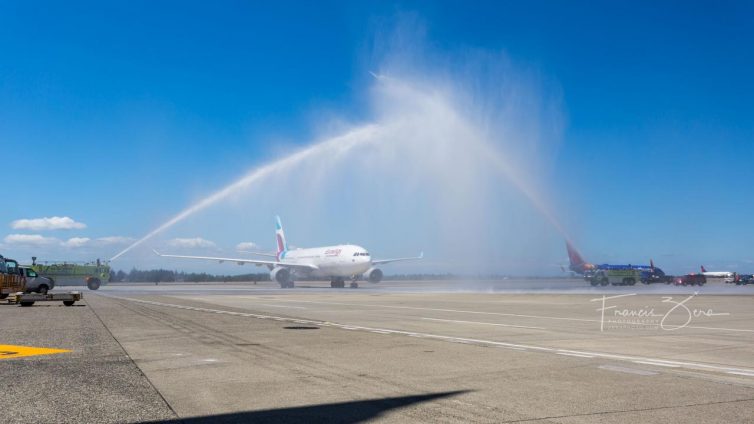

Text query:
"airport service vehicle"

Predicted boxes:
[[565, 242, 664, 281], [155, 216, 423, 288], [31, 258, 110, 290], [0, 254, 25, 299], [735, 274, 754, 285], [8, 291, 82, 307], [673, 274, 706, 286], [641, 270, 672, 284], [589, 269, 641, 286], [700, 266, 736, 283], [19, 266, 55, 294]]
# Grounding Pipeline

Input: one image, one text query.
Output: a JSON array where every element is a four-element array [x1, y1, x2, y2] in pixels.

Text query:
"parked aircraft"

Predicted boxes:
[[565, 241, 665, 280], [700, 266, 736, 283]]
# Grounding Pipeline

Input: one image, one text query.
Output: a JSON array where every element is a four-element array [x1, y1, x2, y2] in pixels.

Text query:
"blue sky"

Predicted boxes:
[[1, 1, 752, 274]]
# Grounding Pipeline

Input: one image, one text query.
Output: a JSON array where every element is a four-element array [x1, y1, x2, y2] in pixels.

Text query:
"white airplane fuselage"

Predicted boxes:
[[702, 271, 735, 283], [279, 244, 372, 278]]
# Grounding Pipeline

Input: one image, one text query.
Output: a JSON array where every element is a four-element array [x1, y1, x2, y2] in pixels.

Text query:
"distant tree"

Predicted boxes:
[[116, 270, 127, 282]]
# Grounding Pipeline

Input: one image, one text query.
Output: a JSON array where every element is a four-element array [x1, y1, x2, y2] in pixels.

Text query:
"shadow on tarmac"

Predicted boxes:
[[143, 390, 467, 424]]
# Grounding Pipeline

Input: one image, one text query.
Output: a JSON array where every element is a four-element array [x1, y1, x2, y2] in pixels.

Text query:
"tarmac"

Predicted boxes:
[[2, 279, 753, 423]]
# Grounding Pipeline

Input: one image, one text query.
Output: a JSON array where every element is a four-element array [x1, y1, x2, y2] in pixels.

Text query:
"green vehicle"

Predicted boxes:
[[30, 257, 110, 290], [589, 269, 641, 286]]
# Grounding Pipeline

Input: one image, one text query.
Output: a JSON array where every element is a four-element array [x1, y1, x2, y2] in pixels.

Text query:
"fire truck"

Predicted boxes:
[[31, 257, 110, 290], [589, 268, 641, 286]]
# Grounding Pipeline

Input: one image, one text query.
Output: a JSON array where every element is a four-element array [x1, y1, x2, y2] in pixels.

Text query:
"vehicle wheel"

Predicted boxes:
[[20, 301, 34, 307], [38, 285, 49, 295], [590, 281, 599, 287], [63, 300, 75, 306], [601, 279, 609, 286], [627, 278, 636, 286], [350, 282, 358, 288], [87, 278, 101, 290], [330, 280, 337, 288]]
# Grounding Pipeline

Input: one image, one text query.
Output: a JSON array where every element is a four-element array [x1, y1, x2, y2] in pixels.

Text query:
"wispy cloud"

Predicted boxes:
[[62, 237, 91, 248], [236, 241, 258, 251], [11, 216, 86, 231], [4, 234, 133, 249], [4, 234, 60, 246], [168, 237, 216, 249]]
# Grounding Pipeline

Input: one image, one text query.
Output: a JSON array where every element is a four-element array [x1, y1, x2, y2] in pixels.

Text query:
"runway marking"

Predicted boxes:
[[728, 371, 754, 377], [103, 295, 754, 379], [633, 361, 680, 368], [0, 344, 71, 360], [256, 303, 307, 309], [598, 365, 658, 376], [421, 317, 545, 330], [556, 352, 594, 358]]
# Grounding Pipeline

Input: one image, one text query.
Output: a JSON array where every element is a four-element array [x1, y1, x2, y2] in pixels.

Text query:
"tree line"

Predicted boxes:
[[110, 268, 270, 283]]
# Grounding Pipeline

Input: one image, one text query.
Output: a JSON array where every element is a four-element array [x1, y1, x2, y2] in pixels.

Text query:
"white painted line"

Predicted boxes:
[[556, 352, 594, 358], [727, 371, 754, 377], [421, 317, 545, 330], [598, 365, 658, 376], [681, 326, 754, 334], [633, 361, 680, 368], [257, 304, 307, 309], [103, 295, 754, 378]]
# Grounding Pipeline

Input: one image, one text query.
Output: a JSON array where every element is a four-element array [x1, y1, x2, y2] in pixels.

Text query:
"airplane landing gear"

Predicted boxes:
[[330, 278, 345, 288]]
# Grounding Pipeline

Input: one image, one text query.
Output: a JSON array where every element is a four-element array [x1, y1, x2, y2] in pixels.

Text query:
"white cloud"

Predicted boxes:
[[96, 236, 135, 245], [4, 234, 60, 246], [168, 237, 216, 249], [62, 237, 91, 248], [236, 241, 259, 251], [11, 216, 86, 231]]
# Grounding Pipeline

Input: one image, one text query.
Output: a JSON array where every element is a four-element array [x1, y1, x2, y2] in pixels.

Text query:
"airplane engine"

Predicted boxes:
[[364, 267, 383, 283], [270, 267, 291, 285]]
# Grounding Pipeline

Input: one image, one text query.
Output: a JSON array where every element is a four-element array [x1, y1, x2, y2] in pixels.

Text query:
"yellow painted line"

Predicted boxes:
[[0, 344, 71, 360]]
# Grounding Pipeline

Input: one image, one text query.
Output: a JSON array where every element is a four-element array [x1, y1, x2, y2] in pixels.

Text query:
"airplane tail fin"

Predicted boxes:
[[566, 241, 586, 268], [275, 216, 288, 260], [650, 259, 655, 271], [701, 265, 707, 273]]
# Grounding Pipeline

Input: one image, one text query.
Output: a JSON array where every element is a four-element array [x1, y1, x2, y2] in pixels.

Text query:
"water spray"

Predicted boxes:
[[110, 125, 380, 261]]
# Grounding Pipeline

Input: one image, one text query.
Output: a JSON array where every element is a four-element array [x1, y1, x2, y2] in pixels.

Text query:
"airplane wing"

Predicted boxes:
[[237, 250, 278, 258], [153, 250, 318, 271], [372, 252, 423, 265]]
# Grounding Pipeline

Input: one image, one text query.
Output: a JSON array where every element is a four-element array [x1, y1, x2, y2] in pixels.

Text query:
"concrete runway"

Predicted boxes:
[[2, 279, 754, 423]]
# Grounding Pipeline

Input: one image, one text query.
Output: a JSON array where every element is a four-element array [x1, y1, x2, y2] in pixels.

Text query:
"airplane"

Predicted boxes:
[[154, 216, 423, 288], [564, 241, 665, 280], [700, 266, 736, 283]]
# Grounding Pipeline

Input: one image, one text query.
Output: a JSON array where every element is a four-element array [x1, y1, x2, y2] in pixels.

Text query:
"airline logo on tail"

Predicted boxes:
[[276, 216, 288, 260], [701, 265, 707, 273], [565, 241, 595, 274], [566, 242, 585, 267]]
